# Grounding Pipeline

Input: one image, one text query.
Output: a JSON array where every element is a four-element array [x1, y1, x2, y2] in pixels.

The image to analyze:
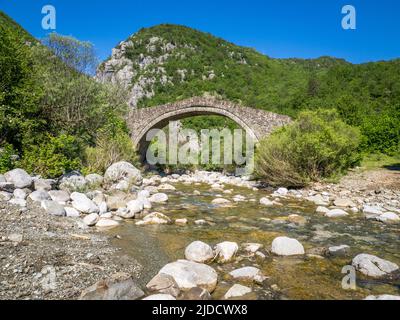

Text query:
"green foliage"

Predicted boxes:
[[360, 111, 400, 155], [83, 127, 139, 175], [0, 143, 16, 173], [0, 13, 132, 178], [255, 110, 362, 187], [0, 21, 44, 150], [109, 24, 400, 157], [18, 135, 82, 178]]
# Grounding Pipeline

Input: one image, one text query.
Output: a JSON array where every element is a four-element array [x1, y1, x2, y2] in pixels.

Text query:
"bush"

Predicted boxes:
[[18, 134, 82, 178], [0, 143, 16, 173], [84, 127, 139, 175], [360, 112, 400, 155], [255, 109, 362, 187]]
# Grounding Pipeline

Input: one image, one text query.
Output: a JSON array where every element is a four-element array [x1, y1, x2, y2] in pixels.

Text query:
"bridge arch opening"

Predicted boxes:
[[134, 106, 259, 164]]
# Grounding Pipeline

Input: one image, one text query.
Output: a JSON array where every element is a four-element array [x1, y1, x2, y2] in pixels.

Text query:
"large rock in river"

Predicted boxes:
[[352, 254, 399, 278], [4, 169, 32, 189], [184, 241, 214, 263], [158, 260, 218, 293], [146, 273, 180, 297], [214, 241, 239, 263], [104, 161, 142, 187], [271, 236, 305, 256], [229, 266, 266, 282]]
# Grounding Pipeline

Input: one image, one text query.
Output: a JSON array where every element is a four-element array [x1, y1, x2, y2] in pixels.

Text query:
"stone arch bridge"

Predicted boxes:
[[128, 97, 292, 159]]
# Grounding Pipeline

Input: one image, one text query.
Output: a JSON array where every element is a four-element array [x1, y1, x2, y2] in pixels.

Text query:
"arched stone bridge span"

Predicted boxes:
[[128, 97, 292, 158]]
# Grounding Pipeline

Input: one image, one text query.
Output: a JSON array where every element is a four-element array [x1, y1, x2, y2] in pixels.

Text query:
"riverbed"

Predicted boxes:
[[107, 182, 400, 300]]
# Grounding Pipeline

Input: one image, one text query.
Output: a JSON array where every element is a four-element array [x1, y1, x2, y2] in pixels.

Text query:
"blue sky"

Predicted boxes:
[[1, 0, 399, 63]]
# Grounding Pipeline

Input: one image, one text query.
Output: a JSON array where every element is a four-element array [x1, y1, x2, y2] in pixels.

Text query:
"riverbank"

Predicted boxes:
[[0, 164, 399, 300], [0, 201, 142, 300]]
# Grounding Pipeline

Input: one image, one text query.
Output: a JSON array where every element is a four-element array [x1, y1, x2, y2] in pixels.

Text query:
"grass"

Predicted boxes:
[[360, 153, 400, 171]]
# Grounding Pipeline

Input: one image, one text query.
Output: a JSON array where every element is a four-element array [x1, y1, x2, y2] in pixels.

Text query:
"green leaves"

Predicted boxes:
[[255, 109, 362, 187], [17, 134, 83, 178]]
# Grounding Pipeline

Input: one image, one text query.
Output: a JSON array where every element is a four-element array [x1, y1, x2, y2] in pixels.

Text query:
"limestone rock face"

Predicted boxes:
[[158, 260, 218, 292]]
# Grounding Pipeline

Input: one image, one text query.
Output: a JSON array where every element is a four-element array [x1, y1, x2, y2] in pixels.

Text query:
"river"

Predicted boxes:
[[107, 182, 400, 300]]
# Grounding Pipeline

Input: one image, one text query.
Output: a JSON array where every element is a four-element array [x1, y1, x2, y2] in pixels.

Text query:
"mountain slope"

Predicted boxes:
[[97, 24, 400, 153], [97, 24, 344, 115]]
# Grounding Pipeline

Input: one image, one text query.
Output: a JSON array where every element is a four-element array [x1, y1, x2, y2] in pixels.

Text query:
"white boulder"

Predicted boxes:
[[184, 241, 214, 263], [149, 193, 168, 203], [158, 260, 218, 292], [29, 190, 51, 202], [352, 254, 399, 278], [83, 213, 100, 226], [325, 209, 349, 218], [229, 267, 266, 282], [271, 236, 305, 256], [224, 284, 252, 299], [136, 212, 171, 225], [41, 200, 66, 216], [214, 241, 239, 263], [71, 192, 99, 214], [104, 161, 142, 186], [4, 169, 32, 189]]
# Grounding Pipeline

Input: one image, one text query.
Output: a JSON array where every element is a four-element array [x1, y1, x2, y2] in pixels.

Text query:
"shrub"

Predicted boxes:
[[255, 109, 362, 187], [0, 143, 16, 173], [360, 112, 400, 155], [18, 134, 82, 178], [84, 128, 139, 175]]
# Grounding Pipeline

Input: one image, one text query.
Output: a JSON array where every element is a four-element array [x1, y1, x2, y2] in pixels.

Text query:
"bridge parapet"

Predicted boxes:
[[128, 96, 292, 151]]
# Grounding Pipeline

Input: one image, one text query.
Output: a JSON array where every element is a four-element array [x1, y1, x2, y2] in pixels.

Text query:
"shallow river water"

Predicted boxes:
[[108, 182, 400, 300]]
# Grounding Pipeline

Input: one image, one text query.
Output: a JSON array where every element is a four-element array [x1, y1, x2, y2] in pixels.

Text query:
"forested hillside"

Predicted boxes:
[[98, 24, 400, 155], [0, 11, 136, 177], [1, 12, 399, 181]]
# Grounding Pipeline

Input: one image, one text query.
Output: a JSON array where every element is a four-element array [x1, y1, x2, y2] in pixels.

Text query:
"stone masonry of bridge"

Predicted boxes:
[[127, 96, 292, 157]]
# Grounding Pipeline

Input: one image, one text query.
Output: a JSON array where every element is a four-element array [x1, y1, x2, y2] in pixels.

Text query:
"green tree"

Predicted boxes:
[[0, 24, 44, 150]]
